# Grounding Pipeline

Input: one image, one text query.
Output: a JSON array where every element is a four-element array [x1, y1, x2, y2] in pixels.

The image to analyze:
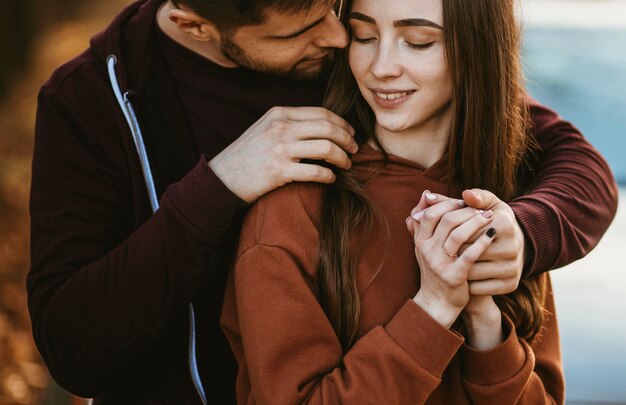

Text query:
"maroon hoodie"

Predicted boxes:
[[28, 0, 618, 403]]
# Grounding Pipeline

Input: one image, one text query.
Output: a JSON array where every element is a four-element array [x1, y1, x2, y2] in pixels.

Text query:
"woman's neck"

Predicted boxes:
[[373, 118, 450, 169]]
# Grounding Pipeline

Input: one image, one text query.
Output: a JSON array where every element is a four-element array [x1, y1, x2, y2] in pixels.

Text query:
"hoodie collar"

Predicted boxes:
[[351, 141, 449, 182], [90, 0, 164, 93]]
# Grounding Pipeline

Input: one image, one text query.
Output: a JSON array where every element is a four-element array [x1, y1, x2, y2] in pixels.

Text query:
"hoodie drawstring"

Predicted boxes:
[[106, 55, 208, 405]]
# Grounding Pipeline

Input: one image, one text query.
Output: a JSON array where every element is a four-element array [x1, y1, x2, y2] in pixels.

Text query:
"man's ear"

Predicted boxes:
[[168, 7, 220, 42]]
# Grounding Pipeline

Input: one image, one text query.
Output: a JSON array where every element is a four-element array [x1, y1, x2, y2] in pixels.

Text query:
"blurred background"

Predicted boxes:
[[0, 0, 624, 404]]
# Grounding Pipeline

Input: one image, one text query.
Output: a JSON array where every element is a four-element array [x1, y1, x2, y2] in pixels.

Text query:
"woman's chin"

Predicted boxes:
[[377, 120, 410, 134]]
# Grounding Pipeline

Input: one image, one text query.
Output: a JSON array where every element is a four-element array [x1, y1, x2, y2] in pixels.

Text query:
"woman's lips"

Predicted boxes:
[[371, 89, 416, 108]]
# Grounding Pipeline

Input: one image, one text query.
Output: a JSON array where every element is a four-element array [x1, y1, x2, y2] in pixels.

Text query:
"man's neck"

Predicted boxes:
[[156, 1, 239, 68]]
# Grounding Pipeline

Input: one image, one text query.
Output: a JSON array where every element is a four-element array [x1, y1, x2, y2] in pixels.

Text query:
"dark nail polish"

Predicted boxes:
[[486, 227, 496, 238]]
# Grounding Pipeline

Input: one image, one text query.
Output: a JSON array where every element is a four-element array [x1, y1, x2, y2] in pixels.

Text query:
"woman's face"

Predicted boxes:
[[348, 0, 452, 135]]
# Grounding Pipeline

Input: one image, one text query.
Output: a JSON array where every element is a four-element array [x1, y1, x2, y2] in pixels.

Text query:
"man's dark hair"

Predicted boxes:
[[172, 0, 328, 33]]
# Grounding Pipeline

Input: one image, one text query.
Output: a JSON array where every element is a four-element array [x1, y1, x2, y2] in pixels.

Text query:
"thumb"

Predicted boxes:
[[462, 188, 500, 210]]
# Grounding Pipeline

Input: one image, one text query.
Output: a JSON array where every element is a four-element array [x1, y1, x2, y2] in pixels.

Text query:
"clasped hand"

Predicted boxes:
[[407, 189, 524, 349]]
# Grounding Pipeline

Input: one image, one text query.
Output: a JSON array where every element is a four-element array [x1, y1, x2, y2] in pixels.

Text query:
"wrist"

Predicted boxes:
[[208, 156, 255, 203], [462, 308, 503, 351], [413, 292, 463, 329]]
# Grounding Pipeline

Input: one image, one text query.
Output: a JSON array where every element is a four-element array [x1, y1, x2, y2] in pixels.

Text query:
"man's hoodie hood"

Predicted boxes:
[[89, 0, 163, 92]]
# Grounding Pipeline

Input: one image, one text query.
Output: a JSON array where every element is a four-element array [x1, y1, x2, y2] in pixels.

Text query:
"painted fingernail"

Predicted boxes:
[[486, 227, 496, 238], [482, 210, 494, 218], [426, 193, 437, 201], [412, 211, 424, 221], [423, 189, 431, 195], [456, 199, 465, 207]]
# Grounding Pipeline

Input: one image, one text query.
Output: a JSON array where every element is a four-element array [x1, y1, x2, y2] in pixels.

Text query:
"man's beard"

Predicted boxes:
[[221, 37, 334, 81]]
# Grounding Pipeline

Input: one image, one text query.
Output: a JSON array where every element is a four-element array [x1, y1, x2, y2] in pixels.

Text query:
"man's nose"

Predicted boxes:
[[314, 13, 348, 49]]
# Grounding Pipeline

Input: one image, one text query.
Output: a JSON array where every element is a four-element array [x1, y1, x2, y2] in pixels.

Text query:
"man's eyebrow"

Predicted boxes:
[[349, 12, 443, 30], [268, 16, 326, 39]]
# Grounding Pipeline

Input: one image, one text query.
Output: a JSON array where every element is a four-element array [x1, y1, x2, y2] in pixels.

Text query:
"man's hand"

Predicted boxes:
[[409, 189, 526, 296], [461, 189, 525, 296], [209, 106, 358, 203]]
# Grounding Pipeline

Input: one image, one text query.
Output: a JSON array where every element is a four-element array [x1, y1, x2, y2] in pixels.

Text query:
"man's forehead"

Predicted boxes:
[[261, 0, 336, 24], [238, 0, 343, 40]]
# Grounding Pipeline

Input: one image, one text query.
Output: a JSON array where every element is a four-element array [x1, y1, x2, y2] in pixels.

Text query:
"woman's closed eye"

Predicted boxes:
[[406, 41, 435, 50]]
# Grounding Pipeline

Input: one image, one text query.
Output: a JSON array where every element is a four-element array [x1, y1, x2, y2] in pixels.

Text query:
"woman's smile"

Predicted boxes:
[[371, 89, 416, 108]]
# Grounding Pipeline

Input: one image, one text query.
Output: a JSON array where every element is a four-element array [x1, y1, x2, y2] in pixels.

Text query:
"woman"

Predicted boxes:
[[221, 0, 563, 403]]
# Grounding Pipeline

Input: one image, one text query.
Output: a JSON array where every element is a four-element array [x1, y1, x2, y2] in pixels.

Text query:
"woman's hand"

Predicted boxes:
[[411, 189, 525, 296], [407, 192, 496, 328]]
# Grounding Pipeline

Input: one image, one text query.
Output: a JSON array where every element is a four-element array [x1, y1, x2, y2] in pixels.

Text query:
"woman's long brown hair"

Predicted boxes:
[[319, 0, 546, 351]]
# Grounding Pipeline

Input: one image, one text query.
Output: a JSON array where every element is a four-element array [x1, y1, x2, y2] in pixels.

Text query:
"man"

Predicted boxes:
[[28, 0, 618, 403]]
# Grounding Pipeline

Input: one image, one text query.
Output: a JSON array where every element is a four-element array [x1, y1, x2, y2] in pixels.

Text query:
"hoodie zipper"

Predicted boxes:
[[106, 54, 208, 405]]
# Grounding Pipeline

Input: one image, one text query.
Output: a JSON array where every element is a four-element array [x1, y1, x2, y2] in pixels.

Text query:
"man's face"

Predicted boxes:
[[221, 1, 348, 80]]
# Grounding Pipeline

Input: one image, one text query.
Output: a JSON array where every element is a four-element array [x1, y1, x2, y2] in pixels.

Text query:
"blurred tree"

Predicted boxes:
[[1, 1, 131, 403], [0, 1, 34, 95], [0, 0, 89, 96]]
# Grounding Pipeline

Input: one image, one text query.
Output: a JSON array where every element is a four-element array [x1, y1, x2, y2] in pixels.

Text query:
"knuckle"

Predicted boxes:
[[460, 251, 478, 265], [503, 266, 518, 278], [440, 213, 454, 228], [272, 142, 288, 156], [501, 249, 518, 261], [321, 121, 335, 136], [310, 165, 326, 179], [268, 119, 288, 134], [270, 106, 287, 116], [423, 210, 438, 221], [321, 140, 334, 157], [449, 231, 464, 246], [501, 226, 515, 238]]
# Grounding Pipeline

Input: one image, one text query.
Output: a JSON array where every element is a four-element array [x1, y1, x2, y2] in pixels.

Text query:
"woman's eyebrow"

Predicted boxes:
[[394, 18, 443, 30], [348, 12, 443, 30]]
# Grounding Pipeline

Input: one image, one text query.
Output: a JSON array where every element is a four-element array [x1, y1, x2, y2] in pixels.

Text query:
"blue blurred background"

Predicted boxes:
[[523, 1, 626, 404]]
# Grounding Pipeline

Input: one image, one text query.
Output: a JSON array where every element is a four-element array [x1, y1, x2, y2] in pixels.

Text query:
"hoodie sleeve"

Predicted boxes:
[[28, 84, 243, 397], [460, 278, 564, 404], [511, 96, 619, 276], [220, 185, 465, 405]]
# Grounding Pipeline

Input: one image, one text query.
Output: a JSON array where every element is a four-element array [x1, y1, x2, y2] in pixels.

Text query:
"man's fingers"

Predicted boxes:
[[468, 278, 518, 296], [285, 162, 336, 184], [275, 106, 349, 127], [277, 106, 356, 138], [462, 188, 500, 210], [466, 260, 518, 282], [287, 119, 358, 154], [288, 140, 352, 170]]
